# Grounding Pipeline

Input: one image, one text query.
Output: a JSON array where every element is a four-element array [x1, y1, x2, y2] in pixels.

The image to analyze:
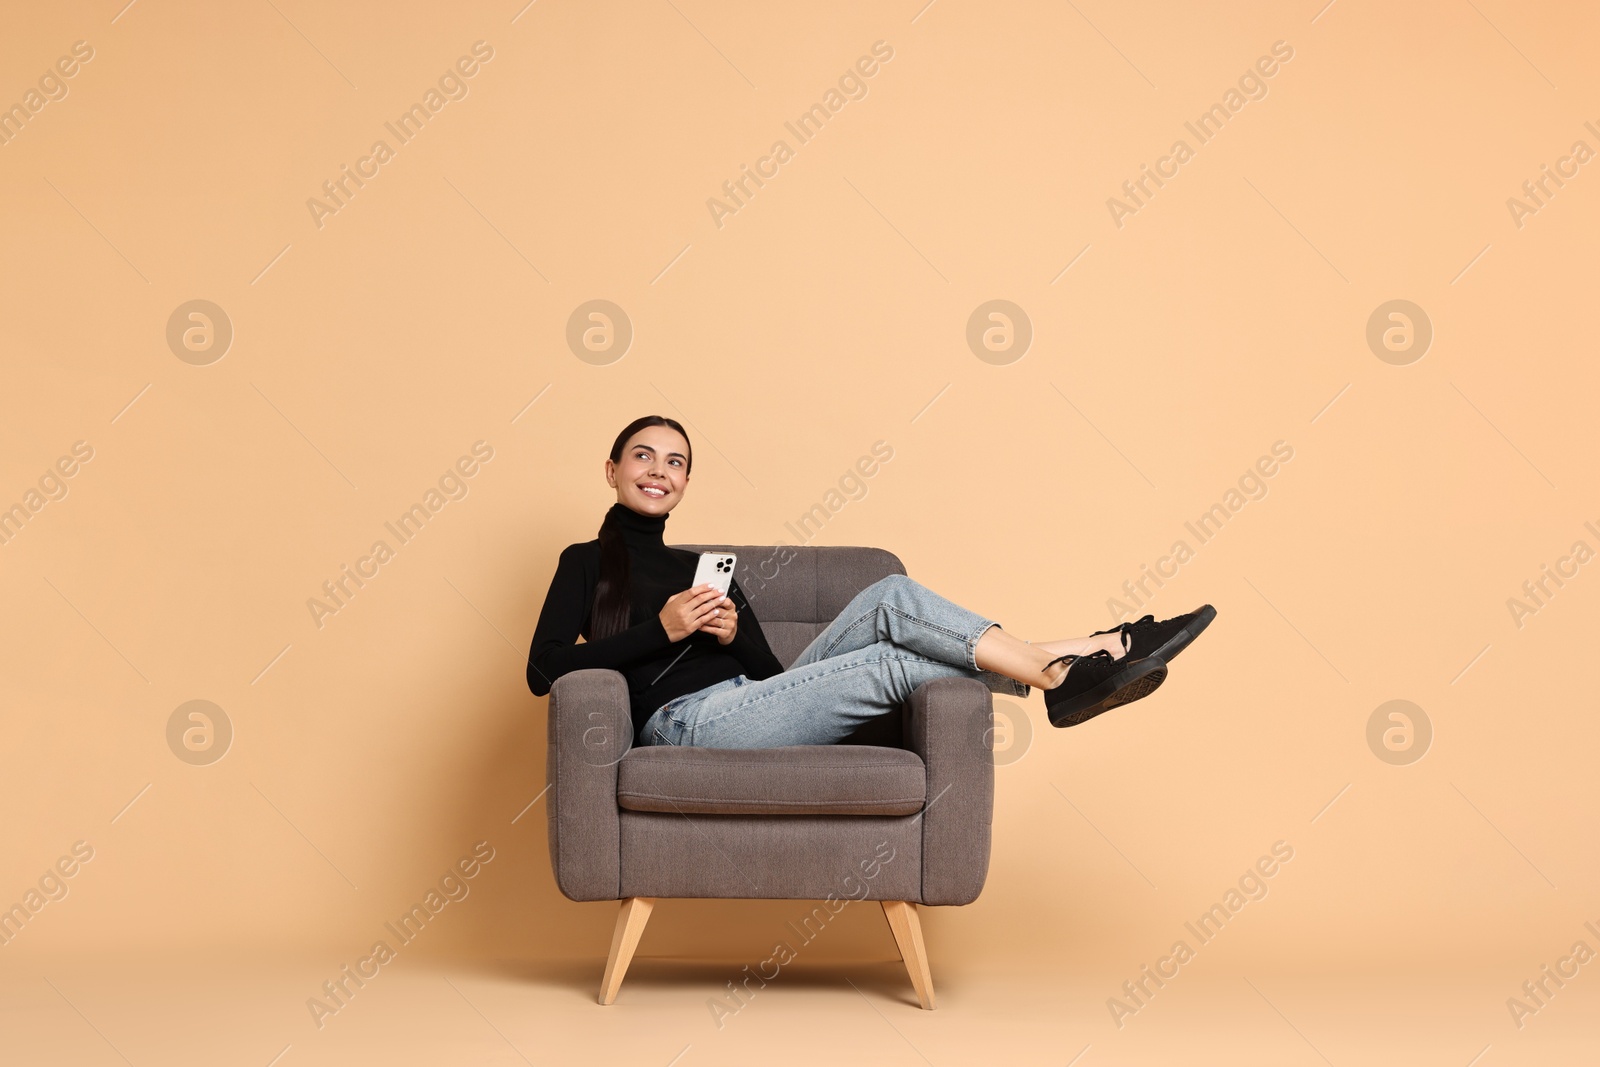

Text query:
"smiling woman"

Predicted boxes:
[[527, 415, 1213, 746], [594, 418, 697, 640], [524, 415, 789, 738]]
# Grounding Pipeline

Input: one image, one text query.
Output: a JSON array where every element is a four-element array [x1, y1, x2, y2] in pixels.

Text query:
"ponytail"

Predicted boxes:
[[590, 505, 632, 640]]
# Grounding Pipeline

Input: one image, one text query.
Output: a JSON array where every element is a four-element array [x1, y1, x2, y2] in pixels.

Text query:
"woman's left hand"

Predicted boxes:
[[699, 595, 737, 645]]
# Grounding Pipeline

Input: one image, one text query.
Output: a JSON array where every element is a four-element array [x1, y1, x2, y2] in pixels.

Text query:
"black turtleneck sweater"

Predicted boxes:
[[526, 501, 787, 737]]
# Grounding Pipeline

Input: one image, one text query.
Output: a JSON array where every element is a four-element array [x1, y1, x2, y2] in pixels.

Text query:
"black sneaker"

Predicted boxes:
[[1042, 649, 1168, 728], [1094, 605, 1216, 663]]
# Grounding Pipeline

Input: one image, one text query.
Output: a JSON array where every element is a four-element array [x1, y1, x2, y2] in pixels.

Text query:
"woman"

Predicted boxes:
[[526, 415, 1214, 749]]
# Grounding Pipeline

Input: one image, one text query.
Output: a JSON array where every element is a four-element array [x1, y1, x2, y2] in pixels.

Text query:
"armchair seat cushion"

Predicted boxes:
[[617, 745, 927, 816]]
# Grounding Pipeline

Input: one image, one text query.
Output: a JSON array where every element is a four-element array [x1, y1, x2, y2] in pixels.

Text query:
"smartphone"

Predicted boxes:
[[692, 551, 738, 601]]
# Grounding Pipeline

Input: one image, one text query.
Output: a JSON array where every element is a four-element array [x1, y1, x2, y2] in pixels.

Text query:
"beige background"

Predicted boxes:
[[2, 0, 1597, 1063]]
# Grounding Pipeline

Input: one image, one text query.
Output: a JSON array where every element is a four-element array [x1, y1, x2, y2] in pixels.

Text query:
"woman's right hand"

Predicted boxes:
[[658, 584, 726, 642]]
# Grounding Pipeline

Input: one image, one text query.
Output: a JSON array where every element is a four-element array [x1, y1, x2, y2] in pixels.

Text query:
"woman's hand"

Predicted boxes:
[[658, 584, 727, 642], [698, 594, 737, 645]]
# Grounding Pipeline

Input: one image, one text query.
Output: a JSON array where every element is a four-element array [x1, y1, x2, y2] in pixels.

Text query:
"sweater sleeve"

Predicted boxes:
[[526, 544, 674, 697], [723, 575, 786, 680]]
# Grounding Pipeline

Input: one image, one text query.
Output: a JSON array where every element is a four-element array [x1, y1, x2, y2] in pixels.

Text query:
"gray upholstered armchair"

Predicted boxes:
[[545, 545, 996, 1009]]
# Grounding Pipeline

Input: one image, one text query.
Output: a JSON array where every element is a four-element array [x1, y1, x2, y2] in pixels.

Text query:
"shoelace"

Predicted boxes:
[[1043, 648, 1114, 672], [1096, 616, 1156, 653], [1125, 615, 1159, 640]]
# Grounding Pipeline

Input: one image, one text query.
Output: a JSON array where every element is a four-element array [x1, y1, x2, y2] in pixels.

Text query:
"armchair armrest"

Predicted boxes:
[[547, 668, 634, 902], [902, 676, 996, 906]]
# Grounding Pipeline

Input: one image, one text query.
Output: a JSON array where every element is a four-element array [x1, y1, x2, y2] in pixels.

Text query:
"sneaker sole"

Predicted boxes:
[[1047, 657, 1169, 728], [1148, 604, 1217, 663]]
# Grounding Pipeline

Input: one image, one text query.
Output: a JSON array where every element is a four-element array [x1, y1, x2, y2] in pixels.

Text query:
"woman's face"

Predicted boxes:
[[607, 426, 690, 516]]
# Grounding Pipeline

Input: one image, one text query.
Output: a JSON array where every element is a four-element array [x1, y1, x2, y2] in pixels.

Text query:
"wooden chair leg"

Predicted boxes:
[[880, 900, 936, 1009], [599, 897, 655, 1005]]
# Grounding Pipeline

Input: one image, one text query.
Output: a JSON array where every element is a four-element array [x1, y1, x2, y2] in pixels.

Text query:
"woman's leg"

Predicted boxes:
[[786, 573, 1112, 693], [973, 626, 1123, 689], [652, 639, 1013, 749]]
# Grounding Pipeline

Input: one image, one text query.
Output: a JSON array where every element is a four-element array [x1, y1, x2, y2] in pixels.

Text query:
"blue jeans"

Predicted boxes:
[[640, 573, 1031, 748]]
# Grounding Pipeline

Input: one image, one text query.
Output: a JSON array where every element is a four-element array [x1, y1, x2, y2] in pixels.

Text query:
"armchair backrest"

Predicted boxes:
[[669, 544, 907, 670]]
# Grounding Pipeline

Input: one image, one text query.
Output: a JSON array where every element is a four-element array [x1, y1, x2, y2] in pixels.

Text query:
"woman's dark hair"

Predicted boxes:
[[590, 415, 693, 641]]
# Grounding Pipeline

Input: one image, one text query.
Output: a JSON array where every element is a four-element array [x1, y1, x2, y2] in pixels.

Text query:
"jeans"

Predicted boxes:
[[640, 573, 1031, 749]]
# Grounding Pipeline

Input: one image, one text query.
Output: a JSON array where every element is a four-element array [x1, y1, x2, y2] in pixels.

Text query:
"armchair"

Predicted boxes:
[[545, 544, 996, 1008]]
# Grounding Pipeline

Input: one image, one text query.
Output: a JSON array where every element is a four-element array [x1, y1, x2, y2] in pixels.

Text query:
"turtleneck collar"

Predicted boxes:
[[607, 500, 668, 542]]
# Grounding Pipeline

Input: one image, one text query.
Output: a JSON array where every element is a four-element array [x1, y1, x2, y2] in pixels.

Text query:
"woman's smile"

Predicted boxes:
[[609, 424, 691, 513]]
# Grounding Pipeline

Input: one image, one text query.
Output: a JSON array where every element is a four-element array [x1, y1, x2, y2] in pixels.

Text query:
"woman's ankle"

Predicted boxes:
[[1039, 653, 1074, 689]]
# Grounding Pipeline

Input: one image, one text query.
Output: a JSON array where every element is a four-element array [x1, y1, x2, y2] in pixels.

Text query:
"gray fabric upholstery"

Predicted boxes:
[[543, 545, 995, 907], [546, 668, 632, 901], [618, 745, 926, 816], [902, 677, 996, 905], [619, 812, 923, 900]]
